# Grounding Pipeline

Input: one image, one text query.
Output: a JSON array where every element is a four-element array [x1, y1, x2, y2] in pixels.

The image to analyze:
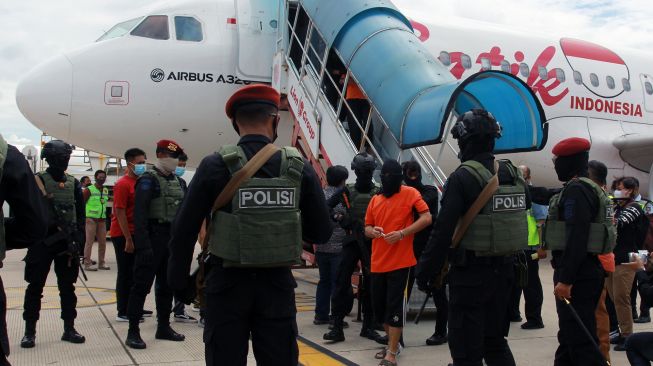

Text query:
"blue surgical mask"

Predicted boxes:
[[175, 167, 186, 177], [132, 164, 146, 176]]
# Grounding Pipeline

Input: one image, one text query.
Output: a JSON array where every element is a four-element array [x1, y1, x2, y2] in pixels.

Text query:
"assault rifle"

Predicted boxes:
[[43, 203, 87, 281]]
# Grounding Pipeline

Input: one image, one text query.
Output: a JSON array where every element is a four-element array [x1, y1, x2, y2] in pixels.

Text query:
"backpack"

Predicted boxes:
[[629, 202, 650, 250]]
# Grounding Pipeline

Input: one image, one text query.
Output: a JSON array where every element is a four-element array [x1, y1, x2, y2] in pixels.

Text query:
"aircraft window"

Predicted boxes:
[[461, 54, 472, 69], [573, 70, 582, 84], [439, 51, 451, 66], [97, 17, 144, 41], [606, 76, 615, 89], [590, 73, 599, 87], [646, 81, 653, 95], [131, 15, 169, 40], [519, 63, 529, 77], [480, 57, 491, 70], [555, 68, 566, 82], [538, 66, 548, 81], [175, 16, 203, 42], [622, 78, 631, 91], [500, 60, 510, 73]]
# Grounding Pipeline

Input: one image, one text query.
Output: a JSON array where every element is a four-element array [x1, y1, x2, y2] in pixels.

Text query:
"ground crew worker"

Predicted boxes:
[[0, 134, 48, 365], [509, 165, 546, 330], [323, 152, 382, 343], [167, 84, 332, 366], [402, 161, 448, 346], [124, 139, 186, 349], [544, 137, 611, 365], [21, 140, 86, 348], [366, 159, 432, 366], [417, 109, 529, 366], [83, 169, 109, 271]]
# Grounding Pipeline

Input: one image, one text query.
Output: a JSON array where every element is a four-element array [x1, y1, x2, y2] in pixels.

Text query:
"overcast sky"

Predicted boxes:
[[1, 0, 651, 150]]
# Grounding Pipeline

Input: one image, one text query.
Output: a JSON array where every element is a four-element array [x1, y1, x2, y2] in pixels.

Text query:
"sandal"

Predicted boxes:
[[378, 359, 397, 366], [375, 346, 401, 360], [98, 265, 111, 270]]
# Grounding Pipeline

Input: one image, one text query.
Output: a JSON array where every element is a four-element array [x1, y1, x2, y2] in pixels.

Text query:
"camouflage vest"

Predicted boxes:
[[208, 145, 304, 268], [143, 169, 184, 224], [458, 160, 529, 256], [346, 182, 380, 224], [542, 177, 616, 254], [38, 171, 76, 226]]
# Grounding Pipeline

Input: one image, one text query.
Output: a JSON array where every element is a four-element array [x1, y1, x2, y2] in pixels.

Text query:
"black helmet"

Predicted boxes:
[[41, 140, 73, 160], [351, 152, 376, 173], [451, 109, 502, 142]]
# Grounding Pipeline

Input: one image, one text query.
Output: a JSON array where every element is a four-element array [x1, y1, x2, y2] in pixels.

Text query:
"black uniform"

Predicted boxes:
[[23, 169, 85, 328], [417, 153, 526, 366], [168, 135, 332, 366], [551, 179, 604, 366], [127, 168, 177, 326], [0, 145, 47, 365], [406, 183, 448, 339]]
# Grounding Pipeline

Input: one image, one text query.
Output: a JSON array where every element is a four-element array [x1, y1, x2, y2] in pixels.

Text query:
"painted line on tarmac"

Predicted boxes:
[[298, 335, 358, 366]]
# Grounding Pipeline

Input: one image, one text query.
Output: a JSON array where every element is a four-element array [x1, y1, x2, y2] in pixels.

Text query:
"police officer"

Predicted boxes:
[[323, 152, 382, 343], [545, 138, 612, 365], [125, 139, 186, 349], [0, 134, 48, 365], [402, 160, 448, 346], [167, 84, 332, 366], [417, 109, 530, 366], [21, 140, 86, 348]]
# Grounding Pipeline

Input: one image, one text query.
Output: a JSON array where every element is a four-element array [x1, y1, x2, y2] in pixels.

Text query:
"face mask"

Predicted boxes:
[[175, 167, 186, 177], [157, 157, 179, 173], [46, 155, 70, 171], [403, 175, 422, 189], [132, 164, 146, 176], [613, 190, 628, 200], [96, 178, 106, 185]]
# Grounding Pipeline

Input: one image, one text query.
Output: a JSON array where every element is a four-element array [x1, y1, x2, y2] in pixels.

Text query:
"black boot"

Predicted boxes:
[[125, 327, 146, 349], [360, 327, 382, 341], [323, 318, 345, 342], [20, 321, 36, 348], [155, 325, 185, 341], [62, 320, 85, 344], [426, 332, 448, 346]]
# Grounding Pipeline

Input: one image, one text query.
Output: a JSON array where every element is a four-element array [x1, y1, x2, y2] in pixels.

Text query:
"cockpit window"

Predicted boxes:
[[97, 17, 144, 42], [175, 16, 203, 42], [131, 15, 169, 40]]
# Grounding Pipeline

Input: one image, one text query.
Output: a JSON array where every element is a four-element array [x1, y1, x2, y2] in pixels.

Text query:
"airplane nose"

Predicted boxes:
[[16, 54, 73, 140]]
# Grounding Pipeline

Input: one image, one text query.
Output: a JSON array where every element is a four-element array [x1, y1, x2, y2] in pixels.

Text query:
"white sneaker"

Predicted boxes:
[[191, 303, 200, 312], [116, 315, 144, 323], [174, 312, 198, 323]]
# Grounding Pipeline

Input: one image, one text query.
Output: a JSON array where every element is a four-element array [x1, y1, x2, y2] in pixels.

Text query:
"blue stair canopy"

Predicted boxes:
[[299, 0, 547, 153]]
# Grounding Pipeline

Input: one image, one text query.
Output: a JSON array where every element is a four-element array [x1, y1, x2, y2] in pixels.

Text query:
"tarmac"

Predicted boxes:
[[1, 245, 650, 366]]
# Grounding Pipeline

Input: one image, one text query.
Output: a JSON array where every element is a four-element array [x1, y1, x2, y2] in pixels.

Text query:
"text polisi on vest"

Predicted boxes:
[[492, 194, 527, 212], [239, 188, 296, 209]]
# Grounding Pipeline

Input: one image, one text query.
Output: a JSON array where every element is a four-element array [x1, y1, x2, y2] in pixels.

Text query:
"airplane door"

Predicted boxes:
[[235, 0, 280, 81], [640, 74, 653, 113]]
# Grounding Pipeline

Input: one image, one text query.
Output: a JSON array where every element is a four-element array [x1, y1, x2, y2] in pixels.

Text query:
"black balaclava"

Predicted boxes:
[[354, 169, 374, 193], [402, 161, 424, 190], [45, 155, 70, 181], [381, 160, 403, 198], [554, 151, 589, 182], [457, 136, 495, 162]]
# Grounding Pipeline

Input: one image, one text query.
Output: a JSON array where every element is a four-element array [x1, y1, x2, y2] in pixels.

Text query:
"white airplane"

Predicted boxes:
[[15, 0, 653, 197]]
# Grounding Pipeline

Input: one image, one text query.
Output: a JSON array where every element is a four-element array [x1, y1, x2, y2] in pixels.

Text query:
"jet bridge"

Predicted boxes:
[[272, 0, 546, 186]]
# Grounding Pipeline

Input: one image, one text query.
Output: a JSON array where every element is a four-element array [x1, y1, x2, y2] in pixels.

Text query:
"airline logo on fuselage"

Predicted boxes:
[[409, 20, 645, 119]]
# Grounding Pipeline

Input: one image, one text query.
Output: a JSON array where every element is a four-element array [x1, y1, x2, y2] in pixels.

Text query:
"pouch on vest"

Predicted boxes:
[[542, 177, 616, 254], [458, 160, 529, 256], [209, 145, 304, 268], [144, 170, 184, 224]]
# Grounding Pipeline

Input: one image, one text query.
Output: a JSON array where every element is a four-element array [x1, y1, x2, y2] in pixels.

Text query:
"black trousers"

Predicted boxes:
[[448, 260, 516, 366], [330, 243, 373, 329], [112, 236, 135, 316], [127, 229, 173, 325], [203, 262, 298, 366], [553, 260, 604, 366], [509, 251, 543, 324], [0, 276, 9, 363], [23, 243, 79, 323]]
